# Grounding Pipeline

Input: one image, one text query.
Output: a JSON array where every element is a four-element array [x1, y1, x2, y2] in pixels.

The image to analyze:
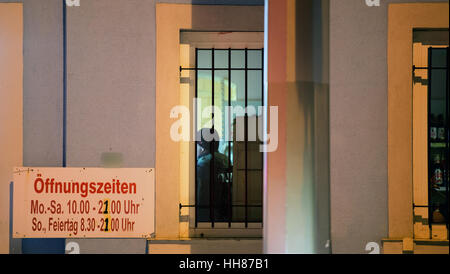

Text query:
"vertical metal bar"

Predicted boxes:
[[195, 48, 199, 228], [445, 47, 449, 240], [211, 49, 215, 228], [62, 0, 67, 168], [9, 182, 14, 254], [261, 48, 264, 226], [245, 48, 249, 228], [412, 203, 416, 240], [228, 48, 232, 228], [428, 47, 433, 239]]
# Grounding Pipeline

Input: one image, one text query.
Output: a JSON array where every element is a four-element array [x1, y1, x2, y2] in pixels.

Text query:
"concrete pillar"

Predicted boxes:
[[264, 0, 330, 254]]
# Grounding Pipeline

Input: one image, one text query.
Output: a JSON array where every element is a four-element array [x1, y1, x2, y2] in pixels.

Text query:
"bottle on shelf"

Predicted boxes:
[[437, 114, 445, 141], [441, 153, 447, 189], [431, 154, 443, 188], [430, 114, 437, 141], [432, 208, 445, 223]]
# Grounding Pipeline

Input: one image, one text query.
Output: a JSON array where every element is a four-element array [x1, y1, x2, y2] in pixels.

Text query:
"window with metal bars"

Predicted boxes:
[[426, 47, 449, 231], [181, 48, 264, 228]]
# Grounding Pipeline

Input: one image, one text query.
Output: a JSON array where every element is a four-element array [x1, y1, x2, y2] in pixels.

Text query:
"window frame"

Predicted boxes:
[[426, 47, 449, 228], [180, 32, 264, 237], [387, 3, 449, 240], [412, 38, 449, 240]]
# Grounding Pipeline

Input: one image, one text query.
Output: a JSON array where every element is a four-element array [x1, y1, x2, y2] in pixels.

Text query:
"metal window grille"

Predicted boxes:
[[180, 48, 264, 228]]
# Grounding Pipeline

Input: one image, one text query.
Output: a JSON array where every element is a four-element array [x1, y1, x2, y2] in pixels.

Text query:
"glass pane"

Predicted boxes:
[[229, 70, 246, 222], [213, 71, 228, 140], [430, 69, 447, 137], [198, 49, 212, 69], [215, 137, 232, 222], [196, 69, 213, 222], [248, 70, 263, 110], [196, 140, 211, 222], [213, 137, 231, 222], [230, 71, 246, 108], [431, 48, 447, 68], [247, 139, 262, 223], [247, 170, 262, 222], [231, 169, 246, 222], [231, 50, 245, 69], [248, 70, 262, 145], [197, 70, 212, 130], [428, 48, 448, 226], [213, 70, 232, 222], [214, 50, 228, 69], [248, 50, 262, 69], [230, 71, 246, 142], [247, 69, 263, 223]]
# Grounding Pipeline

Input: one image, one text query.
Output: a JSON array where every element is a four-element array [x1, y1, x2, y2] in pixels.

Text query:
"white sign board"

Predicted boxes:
[[13, 167, 155, 239]]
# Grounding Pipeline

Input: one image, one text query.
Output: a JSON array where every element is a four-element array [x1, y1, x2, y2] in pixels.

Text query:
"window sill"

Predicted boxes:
[[189, 223, 263, 238]]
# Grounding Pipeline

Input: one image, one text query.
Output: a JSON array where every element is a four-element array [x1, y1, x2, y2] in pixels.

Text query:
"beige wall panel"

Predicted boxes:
[[0, 3, 23, 253], [388, 2, 448, 238], [383, 241, 402, 254]]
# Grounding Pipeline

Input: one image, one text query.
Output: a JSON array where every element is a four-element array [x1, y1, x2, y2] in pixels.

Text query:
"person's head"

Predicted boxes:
[[197, 128, 220, 155]]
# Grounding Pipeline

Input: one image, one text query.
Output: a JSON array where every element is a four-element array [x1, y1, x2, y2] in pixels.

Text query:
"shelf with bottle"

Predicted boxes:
[[429, 152, 448, 192], [430, 142, 447, 148], [429, 113, 447, 143]]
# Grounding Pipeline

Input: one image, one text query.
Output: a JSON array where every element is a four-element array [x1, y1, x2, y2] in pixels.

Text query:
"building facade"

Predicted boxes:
[[0, 0, 448, 254]]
